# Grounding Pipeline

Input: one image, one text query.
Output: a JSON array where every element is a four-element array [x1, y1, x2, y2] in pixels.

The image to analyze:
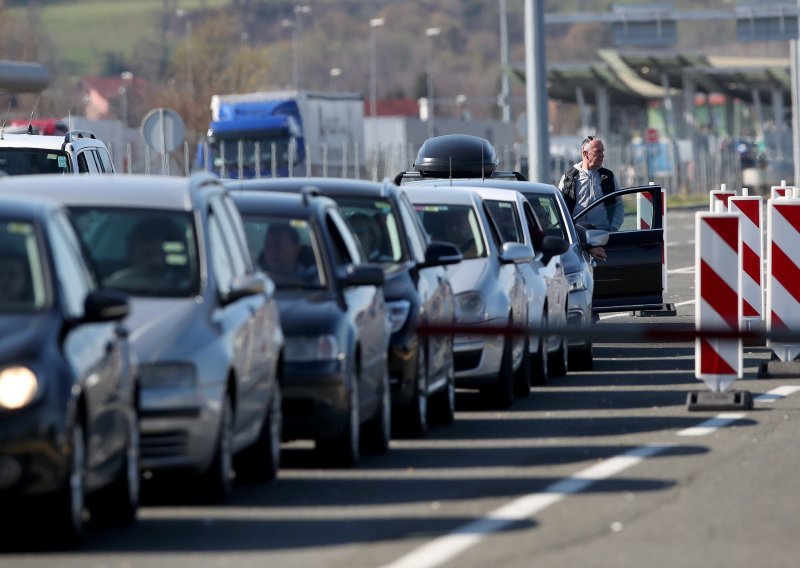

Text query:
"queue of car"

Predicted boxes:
[[0, 130, 654, 547]]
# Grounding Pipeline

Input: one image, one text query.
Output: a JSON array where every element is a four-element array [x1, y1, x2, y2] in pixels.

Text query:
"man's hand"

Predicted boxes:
[[589, 246, 607, 262]]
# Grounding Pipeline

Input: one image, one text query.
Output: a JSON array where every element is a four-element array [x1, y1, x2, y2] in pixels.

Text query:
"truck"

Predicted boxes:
[[196, 90, 365, 179]]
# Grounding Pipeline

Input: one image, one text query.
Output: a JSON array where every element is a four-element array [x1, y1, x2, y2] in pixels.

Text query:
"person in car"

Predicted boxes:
[[0, 250, 31, 303], [348, 213, 382, 261], [557, 136, 624, 233], [260, 222, 314, 282], [444, 210, 478, 258]]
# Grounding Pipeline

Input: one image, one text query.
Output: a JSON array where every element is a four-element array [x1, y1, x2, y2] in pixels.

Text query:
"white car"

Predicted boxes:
[[404, 185, 532, 408], [0, 129, 115, 175]]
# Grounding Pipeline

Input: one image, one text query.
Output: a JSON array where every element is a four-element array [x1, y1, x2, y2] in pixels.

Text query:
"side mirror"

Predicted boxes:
[[340, 264, 385, 287], [420, 241, 463, 268], [83, 288, 129, 323], [580, 229, 609, 249], [225, 273, 267, 304], [540, 235, 569, 264], [499, 242, 534, 264]]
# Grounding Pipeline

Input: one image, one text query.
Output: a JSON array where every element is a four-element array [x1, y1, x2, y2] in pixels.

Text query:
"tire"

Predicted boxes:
[[485, 329, 514, 409], [513, 335, 531, 398], [430, 347, 456, 425], [48, 421, 86, 547], [362, 364, 392, 455], [317, 364, 360, 467], [549, 336, 569, 377], [530, 334, 549, 386], [235, 383, 282, 483], [399, 344, 428, 437], [89, 412, 140, 526], [569, 342, 594, 371], [201, 393, 234, 502]]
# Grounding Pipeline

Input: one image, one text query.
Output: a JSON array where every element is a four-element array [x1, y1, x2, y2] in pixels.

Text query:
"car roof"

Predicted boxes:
[[228, 176, 395, 199], [0, 192, 63, 218], [469, 186, 525, 203], [0, 133, 68, 150], [409, 177, 559, 194], [0, 174, 221, 211], [402, 185, 481, 206], [231, 190, 337, 218]]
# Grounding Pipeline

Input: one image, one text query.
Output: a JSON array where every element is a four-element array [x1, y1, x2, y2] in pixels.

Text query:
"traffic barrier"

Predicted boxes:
[[728, 196, 763, 330], [766, 198, 800, 362], [770, 186, 794, 200], [695, 212, 742, 391], [709, 188, 736, 212]]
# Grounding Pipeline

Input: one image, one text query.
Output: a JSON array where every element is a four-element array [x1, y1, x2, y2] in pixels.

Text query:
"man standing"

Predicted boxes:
[[557, 136, 624, 233]]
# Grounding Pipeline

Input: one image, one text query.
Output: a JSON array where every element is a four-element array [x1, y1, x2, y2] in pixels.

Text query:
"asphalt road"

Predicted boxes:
[[4, 205, 800, 568]]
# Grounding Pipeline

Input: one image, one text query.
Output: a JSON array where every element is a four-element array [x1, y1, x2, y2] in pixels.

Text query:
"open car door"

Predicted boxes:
[[573, 185, 665, 313]]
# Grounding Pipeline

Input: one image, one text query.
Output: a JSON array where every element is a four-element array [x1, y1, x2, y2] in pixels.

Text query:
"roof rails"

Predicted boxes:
[[394, 170, 528, 185], [300, 185, 322, 205], [63, 130, 97, 143]]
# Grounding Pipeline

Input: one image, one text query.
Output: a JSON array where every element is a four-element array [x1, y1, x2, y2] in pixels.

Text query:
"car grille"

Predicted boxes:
[[141, 430, 188, 459], [454, 349, 482, 372]]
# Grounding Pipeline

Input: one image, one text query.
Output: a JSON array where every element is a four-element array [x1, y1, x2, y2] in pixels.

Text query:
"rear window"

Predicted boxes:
[[413, 204, 486, 260], [336, 198, 404, 264], [0, 149, 70, 175], [484, 200, 523, 244]]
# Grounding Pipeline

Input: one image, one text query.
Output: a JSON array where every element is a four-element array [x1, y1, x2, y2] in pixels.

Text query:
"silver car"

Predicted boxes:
[[0, 173, 285, 501], [404, 186, 532, 408]]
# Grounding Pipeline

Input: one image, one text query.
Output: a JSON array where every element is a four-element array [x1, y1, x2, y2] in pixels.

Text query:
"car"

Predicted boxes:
[[0, 173, 284, 501], [0, 193, 137, 545], [431, 179, 608, 371], [231, 190, 392, 466], [227, 177, 461, 437], [404, 185, 532, 408], [400, 134, 666, 315], [0, 129, 115, 175]]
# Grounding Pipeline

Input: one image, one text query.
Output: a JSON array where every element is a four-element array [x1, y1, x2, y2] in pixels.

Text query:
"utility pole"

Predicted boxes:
[[499, 0, 511, 123], [525, 0, 550, 182]]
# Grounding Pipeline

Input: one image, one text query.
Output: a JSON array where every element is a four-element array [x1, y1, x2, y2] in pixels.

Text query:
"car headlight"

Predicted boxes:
[[285, 335, 342, 362], [386, 300, 411, 334], [567, 272, 587, 292], [139, 363, 197, 388], [455, 291, 485, 323], [0, 366, 38, 410]]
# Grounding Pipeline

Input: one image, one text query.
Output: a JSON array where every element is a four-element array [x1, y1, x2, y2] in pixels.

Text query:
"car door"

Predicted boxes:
[[573, 185, 664, 312]]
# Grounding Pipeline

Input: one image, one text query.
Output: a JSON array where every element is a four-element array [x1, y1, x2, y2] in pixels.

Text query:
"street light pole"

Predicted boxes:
[[425, 27, 440, 139], [369, 18, 385, 120], [294, 5, 311, 90], [499, 0, 511, 123]]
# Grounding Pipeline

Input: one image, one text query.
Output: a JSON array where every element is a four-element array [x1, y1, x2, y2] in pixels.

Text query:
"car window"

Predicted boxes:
[[97, 147, 114, 173], [70, 207, 200, 297], [0, 148, 70, 175], [0, 218, 48, 311], [484, 200, 523, 244], [336, 197, 404, 264], [207, 211, 235, 296], [242, 214, 326, 290], [522, 202, 544, 252], [325, 211, 359, 266], [220, 195, 254, 272], [396, 194, 427, 263], [413, 203, 487, 260], [210, 198, 247, 277], [48, 214, 95, 318], [575, 190, 654, 233], [528, 194, 567, 239]]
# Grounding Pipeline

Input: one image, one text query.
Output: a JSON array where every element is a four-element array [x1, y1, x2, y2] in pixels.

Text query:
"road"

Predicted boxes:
[[4, 205, 800, 568]]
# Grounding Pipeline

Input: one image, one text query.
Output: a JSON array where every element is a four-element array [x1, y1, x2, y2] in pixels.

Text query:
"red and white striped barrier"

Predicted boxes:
[[695, 212, 742, 391], [728, 196, 763, 330], [766, 199, 800, 361], [709, 188, 737, 212], [770, 186, 795, 200], [637, 185, 668, 292]]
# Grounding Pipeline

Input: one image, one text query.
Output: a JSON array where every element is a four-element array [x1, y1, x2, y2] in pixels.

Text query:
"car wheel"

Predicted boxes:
[[362, 364, 392, 455], [485, 323, 514, 409], [430, 347, 456, 425], [201, 393, 234, 502], [569, 342, 594, 371], [317, 364, 360, 467], [530, 334, 549, 386], [513, 335, 531, 398], [89, 411, 140, 526], [235, 383, 282, 483], [400, 344, 428, 437], [549, 336, 569, 378], [48, 421, 86, 547]]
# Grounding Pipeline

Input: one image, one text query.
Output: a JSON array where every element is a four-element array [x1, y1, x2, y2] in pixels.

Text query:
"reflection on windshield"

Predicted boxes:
[[414, 204, 487, 259], [338, 198, 404, 264], [485, 200, 523, 244], [211, 138, 291, 171], [530, 196, 566, 238], [71, 208, 200, 298], [0, 220, 47, 311], [0, 149, 70, 175], [243, 216, 324, 289]]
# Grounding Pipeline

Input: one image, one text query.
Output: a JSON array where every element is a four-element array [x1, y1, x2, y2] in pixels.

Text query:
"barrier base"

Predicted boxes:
[[758, 359, 800, 378], [686, 390, 754, 411], [742, 318, 766, 347], [633, 303, 677, 317]]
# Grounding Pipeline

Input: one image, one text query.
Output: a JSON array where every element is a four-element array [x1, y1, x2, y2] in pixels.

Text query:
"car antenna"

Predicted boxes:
[[26, 96, 40, 135], [449, 156, 453, 187], [0, 100, 11, 141], [481, 143, 485, 181]]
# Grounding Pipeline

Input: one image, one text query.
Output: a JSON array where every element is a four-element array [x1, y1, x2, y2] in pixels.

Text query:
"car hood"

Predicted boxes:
[[0, 312, 51, 363], [276, 289, 343, 336], [126, 297, 201, 363], [444, 258, 490, 295]]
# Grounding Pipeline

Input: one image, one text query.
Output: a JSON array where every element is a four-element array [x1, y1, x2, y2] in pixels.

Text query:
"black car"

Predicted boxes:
[[231, 190, 391, 466], [228, 177, 461, 437], [0, 194, 137, 546]]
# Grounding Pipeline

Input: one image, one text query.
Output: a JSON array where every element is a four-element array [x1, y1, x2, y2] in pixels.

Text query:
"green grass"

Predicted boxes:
[[10, 0, 228, 76]]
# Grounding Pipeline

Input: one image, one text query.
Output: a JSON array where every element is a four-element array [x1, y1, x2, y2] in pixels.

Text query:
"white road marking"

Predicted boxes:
[[668, 265, 695, 274], [598, 299, 694, 321], [676, 412, 747, 437], [380, 444, 672, 568], [667, 240, 695, 248], [754, 385, 800, 403]]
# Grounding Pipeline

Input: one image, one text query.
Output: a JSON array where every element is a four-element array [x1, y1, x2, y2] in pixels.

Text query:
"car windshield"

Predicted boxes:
[[70, 208, 200, 297], [210, 137, 291, 172], [527, 194, 567, 239], [413, 204, 487, 260], [0, 219, 47, 311], [336, 198, 404, 264], [242, 215, 325, 290], [0, 148, 70, 175], [484, 200, 523, 244]]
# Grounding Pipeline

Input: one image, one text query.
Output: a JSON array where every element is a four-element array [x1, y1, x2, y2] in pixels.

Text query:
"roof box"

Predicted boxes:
[[413, 134, 498, 178]]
